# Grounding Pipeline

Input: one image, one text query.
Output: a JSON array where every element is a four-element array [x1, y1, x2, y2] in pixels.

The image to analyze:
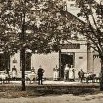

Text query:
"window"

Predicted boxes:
[[79, 57, 83, 59], [25, 53, 31, 71], [20, 52, 31, 71], [70, 4, 75, 7], [0, 53, 10, 71]]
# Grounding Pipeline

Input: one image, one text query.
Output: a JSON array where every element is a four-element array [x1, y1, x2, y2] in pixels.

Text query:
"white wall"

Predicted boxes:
[[93, 57, 101, 77], [75, 52, 87, 78], [9, 40, 101, 79], [31, 52, 59, 78]]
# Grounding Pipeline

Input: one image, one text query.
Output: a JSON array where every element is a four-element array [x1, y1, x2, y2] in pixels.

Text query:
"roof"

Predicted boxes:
[[61, 10, 85, 25]]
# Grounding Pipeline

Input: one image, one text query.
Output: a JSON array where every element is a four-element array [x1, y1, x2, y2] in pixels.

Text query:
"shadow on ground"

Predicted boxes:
[[0, 83, 101, 98]]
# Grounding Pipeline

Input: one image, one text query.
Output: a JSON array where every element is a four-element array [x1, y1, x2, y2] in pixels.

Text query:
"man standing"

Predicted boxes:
[[37, 66, 44, 85], [78, 69, 84, 82]]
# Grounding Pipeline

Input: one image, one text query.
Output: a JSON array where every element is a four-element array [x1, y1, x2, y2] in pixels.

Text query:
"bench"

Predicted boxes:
[[82, 73, 100, 83]]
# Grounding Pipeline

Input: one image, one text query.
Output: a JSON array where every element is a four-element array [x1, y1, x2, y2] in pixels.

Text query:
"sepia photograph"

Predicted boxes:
[[0, 0, 103, 103]]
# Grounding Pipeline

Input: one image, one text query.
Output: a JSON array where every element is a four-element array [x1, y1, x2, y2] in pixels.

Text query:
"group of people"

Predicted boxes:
[[12, 65, 45, 85], [64, 64, 75, 81], [53, 64, 75, 81], [12, 64, 85, 85], [64, 64, 85, 82]]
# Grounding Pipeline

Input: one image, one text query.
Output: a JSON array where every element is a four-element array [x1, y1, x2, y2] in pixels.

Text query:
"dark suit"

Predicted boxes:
[[37, 68, 44, 85]]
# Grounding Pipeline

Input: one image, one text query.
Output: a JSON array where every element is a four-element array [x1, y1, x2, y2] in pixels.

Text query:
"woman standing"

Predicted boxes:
[[12, 65, 17, 80], [64, 64, 69, 81]]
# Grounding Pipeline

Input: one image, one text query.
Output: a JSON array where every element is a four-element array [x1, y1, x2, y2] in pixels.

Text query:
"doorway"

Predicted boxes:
[[60, 53, 74, 78]]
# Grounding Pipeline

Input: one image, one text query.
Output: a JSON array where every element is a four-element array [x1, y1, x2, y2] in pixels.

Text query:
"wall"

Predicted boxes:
[[9, 40, 101, 79], [31, 52, 59, 78], [93, 57, 101, 77]]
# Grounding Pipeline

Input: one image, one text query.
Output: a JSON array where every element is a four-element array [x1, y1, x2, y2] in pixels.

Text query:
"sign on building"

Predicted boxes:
[[61, 43, 80, 49]]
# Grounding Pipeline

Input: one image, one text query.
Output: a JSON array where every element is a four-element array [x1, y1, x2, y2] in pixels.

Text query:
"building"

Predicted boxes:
[[0, 0, 101, 79], [6, 39, 100, 79]]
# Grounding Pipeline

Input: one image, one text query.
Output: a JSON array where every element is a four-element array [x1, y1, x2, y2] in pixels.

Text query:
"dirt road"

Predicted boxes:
[[0, 93, 103, 103]]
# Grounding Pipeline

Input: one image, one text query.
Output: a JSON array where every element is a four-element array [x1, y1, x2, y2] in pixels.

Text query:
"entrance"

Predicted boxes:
[[60, 53, 74, 78]]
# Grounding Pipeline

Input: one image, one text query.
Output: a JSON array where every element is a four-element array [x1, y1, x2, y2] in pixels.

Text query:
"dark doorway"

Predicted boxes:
[[60, 53, 74, 78]]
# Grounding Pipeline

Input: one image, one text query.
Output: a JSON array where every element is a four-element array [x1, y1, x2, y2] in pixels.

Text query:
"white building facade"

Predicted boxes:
[[4, 40, 100, 79]]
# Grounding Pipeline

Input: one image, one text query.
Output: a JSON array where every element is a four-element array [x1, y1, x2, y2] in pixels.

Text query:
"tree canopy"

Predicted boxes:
[[0, 0, 85, 55], [76, 0, 103, 57], [0, 0, 87, 91]]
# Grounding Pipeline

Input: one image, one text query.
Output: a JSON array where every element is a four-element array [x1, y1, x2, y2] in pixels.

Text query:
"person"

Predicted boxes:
[[78, 69, 84, 82], [31, 67, 36, 75], [27, 67, 36, 84], [53, 65, 59, 81], [12, 66, 17, 80], [64, 64, 69, 81], [37, 66, 44, 85], [69, 67, 75, 81], [31, 67, 36, 82]]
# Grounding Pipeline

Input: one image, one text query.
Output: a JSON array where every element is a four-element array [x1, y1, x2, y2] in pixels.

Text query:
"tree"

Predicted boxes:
[[76, 0, 103, 90], [0, 0, 91, 91], [0, 0, 79, 90]]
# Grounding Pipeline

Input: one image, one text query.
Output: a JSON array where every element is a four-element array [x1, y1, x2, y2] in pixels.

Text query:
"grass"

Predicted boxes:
[[0, 83, 101, 98]]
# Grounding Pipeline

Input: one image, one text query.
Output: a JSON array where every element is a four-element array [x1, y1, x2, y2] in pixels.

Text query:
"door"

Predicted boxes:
[[60, 53, 74, 78]]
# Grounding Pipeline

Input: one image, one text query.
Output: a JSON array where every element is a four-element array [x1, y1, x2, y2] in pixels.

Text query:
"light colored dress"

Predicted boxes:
[[53, 68, 59, 80], [69, 68, 74, 79], [12, 70, 17, 78], [64, 66, 69, 80]]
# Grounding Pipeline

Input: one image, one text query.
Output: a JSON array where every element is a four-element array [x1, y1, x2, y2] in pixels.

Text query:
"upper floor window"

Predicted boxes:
[[70, 4, 75, 7]]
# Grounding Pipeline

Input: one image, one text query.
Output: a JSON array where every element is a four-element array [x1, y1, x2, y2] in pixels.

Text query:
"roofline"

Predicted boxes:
[[60, 10, 86, 25]]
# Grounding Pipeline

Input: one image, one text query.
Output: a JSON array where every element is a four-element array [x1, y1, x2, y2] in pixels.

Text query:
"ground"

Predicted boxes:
[[0, 93, 103, 103], [0, 81, 102, 103]]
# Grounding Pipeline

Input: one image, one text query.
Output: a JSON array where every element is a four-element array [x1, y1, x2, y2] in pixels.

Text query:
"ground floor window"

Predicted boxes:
[[0, 53, 10, 71], [25, 52, 31, 71], [20, 52, 31, 71]]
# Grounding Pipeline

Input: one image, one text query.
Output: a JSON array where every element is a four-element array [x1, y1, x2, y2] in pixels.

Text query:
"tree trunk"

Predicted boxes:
[[59, 50, 61, 79], [21, 47, 26, 91], [100, 58, 103, 91]]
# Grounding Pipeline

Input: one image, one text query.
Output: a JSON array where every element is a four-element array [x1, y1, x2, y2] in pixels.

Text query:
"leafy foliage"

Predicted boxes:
[[0, 0, 85, 55], [76, 0, 103, 58]]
